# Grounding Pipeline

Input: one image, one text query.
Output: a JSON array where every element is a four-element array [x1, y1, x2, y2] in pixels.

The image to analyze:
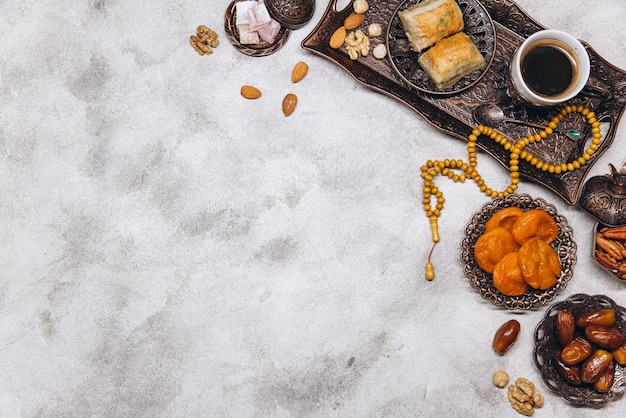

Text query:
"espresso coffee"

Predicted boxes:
[[520, 40, 579, 98], [509, 30, 589, 107]]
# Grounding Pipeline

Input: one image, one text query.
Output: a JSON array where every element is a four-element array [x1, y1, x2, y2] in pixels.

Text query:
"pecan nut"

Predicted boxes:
[[601, 225, 626, 240], [595, 250, 618, 271], [596, 235, 624, 260]]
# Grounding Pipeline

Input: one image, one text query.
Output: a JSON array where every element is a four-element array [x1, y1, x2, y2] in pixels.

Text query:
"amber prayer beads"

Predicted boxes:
[[421, 104, 602, 280]]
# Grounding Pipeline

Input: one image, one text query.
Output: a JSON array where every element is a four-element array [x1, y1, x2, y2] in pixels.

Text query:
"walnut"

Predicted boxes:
[[507, 385, 533, 416], [190, 25, 219, 55], [516, 378, 544, 408], [507, 377, 544, 416]]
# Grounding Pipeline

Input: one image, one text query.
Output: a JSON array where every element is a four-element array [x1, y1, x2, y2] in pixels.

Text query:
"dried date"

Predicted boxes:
[[554, 351, 582, 386], [594, 361, 616, 393], [551, 307, 622, 393], [493, 319, 520, 355], [612, 343, 626, 365], [585, 325, 626, 350], [555, 309, 576, 347], [575, 308, 616, 328], [561, 337, 593, 365], [581, 349, 613, 384]]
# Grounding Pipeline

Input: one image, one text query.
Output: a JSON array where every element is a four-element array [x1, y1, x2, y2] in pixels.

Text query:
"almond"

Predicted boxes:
[[240, 85, 261, 99], [282, 93, 297, 116], [344, 13, 365, 31], [329, 26, 347, 49], [291, 61, 308, 83]]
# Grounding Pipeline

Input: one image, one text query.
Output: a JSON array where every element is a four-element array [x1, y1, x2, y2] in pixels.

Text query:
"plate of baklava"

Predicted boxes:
[[387, 0, 496, 95]]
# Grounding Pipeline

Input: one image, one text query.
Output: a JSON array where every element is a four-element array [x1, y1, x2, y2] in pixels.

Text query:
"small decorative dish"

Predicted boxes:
[[265, 0, 315, 29], [460, 193, 576, 310], [592, 222, 626, 282], [224, 0, 292, 57], [534, 294, 626, 407], [579, 162, 626, 227], [387, 0, 496, 95]]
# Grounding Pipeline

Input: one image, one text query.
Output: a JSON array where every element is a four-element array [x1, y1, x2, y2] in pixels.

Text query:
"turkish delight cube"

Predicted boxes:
[[247, 2, 272, 31], [257, 19, 281, 43], [235, 1, 258, 26], [237, 24, 260, 44]]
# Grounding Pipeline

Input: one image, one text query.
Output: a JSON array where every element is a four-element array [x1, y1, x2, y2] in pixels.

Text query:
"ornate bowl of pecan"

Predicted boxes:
[[579, 162, 626, 281], [534, 294, 626, 407], [593, 224, 626, 281]]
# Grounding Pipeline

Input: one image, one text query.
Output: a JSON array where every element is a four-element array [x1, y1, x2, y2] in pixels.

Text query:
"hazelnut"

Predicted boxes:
[[493, 370, 509, 388]]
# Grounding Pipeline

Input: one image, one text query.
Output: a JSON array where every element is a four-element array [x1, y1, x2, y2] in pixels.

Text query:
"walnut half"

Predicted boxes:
[[190, 25, 219, 56], [507, 377, 544, 416]]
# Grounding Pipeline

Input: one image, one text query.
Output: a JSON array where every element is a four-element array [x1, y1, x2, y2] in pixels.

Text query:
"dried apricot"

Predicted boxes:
[[484, 207, 524, 233], [518, 238, 561, 289], [510, 209, 558, 245], [493, 251, 528, 296], [474, 227, 520, 274]]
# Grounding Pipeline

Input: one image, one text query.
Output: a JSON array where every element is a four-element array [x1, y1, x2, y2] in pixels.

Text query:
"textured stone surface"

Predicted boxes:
[[0, 0, 625, 416]]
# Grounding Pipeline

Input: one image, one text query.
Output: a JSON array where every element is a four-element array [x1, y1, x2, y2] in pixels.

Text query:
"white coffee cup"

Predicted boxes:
[[509, 30, 590, 107]]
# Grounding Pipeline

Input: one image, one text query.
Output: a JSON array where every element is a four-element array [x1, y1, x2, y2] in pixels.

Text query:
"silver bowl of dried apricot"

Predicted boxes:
[[534, 293, 626, 407], [460, 193, 576, 310]]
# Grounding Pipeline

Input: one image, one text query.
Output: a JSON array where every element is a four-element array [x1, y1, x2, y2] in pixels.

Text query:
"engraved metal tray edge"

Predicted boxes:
[[301, 0, 626, 205], [300, 0, 469, 140]]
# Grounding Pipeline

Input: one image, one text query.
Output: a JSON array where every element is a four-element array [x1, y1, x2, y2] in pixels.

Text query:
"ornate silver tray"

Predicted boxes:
[[460, 193, 576, 310], [302, 0, 626, 205]]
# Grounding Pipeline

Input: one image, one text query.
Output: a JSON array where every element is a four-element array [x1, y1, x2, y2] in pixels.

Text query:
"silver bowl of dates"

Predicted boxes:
[[534, 293, 626, 407]]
